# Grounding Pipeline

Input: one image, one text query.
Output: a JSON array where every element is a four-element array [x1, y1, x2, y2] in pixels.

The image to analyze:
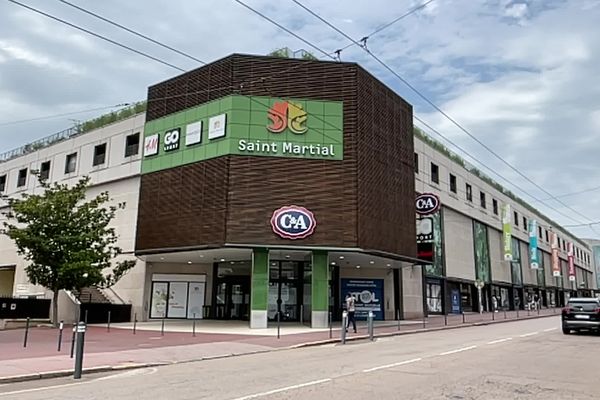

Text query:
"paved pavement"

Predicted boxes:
[[1, 315, 597, 399], [0, 308, 561, 383]]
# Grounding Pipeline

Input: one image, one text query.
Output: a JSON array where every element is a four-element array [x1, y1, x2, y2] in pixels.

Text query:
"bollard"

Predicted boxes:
[[73, 322, 86, 379], [133, 313, 137, 335], [107, 311, 111, 332], [300, 305, 304, 326], [444, 314, 448, 326], [57, 321, 64, 352], [329, 311, 333, 339], [527, 308, 530, 317], [161, 317, 165, 336], [462, 312, 466, 324], [422, 315, 426, 329], [397, 309, 401, 331], [537, 307, 540, 316], [368, 311, 374, 341], [277, 311, 281, 339], [70, 325, 76, 358], [341, 311, 348, 344], [492, 311, 495, 321], [23, 317, 30, 348], [517, 308, 520, 319], [192, 313, 196, 337], [504, 310, 507, 320], [84, 310, 88, 324]]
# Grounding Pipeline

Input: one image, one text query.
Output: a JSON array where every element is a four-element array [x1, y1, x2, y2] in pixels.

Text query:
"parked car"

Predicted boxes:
[[562, 297, 600, 334]]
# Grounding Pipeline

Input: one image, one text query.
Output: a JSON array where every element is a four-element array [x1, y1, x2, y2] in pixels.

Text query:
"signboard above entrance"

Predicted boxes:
[[142, 95, 344, 174], [270, 206, 316, 240], [415, 193, 440, 215]]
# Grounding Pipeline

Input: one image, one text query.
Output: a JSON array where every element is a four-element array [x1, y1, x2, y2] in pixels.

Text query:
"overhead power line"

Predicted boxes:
[[531, 185, 600, 202], [333, 0, 436, 55], [7, 0, 185, 72], [232, 0, 336, 61], [287, 0, 593, 226], [57, 0, 206, 66], [0, 103, 131, 127]]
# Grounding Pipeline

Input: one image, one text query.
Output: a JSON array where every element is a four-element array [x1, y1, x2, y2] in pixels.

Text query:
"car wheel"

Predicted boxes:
[[562, 326, 570, 334]]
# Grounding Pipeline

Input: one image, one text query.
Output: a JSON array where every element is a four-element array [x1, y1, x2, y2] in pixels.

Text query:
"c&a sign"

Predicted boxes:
[[267, 101, 308, 134], [271, 206, 316, 239]]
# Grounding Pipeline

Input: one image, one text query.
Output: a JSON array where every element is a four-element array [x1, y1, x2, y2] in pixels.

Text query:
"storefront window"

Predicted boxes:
[[426, 281, 442, 313], [511, 238, 523, 285], [473, 221, 491, 283]]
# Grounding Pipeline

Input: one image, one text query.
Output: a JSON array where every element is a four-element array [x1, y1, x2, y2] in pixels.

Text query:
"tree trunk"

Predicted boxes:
[[52, 290, 59, 328]]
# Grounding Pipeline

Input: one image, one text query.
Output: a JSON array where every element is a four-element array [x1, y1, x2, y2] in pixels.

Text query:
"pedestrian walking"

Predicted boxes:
[[492, 295, 498, 313], [345, 293, 357, 333]]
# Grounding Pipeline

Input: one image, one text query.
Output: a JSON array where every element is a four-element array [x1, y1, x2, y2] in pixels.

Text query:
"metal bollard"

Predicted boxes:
[[397, 309, 401, 331], [329, 311, 333, 339], [422, 315, 426, 329], [341, 311, 348, 344], [537, 307, 540, 316], [277, 311, 281, 339], [23, 317, 30, 348], [462, 312, 466, 324], [57, 321, 64, 352], [84, 310, 88, 324], [492, 311, 495, 321], [517, 308, 520, 318], [73, 322, 87, 379], [107, 311, 111, 332], [504, 310, 507, 320], [192, 313, 196, 337], [444, 314, 448, 326], [527, 308, 530, 317], [300, 305, 304, 326], [70, 325, 76, 358], [161, 317, 165, 336], [133, 313, 137, 335], [368, 311, 374, 341]]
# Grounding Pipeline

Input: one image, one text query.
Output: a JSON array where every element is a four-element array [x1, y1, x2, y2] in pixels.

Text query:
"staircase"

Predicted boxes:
[[74, 287, 111, 304]]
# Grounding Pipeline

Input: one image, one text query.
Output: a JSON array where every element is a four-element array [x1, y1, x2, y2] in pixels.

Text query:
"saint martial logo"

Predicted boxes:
[[267, 101, 308, 134]]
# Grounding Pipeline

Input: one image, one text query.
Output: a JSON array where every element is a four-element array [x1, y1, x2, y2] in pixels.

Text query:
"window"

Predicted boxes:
[[65, 153, 77, 174], [93, 143, 107, 166], [0, 174, 6, 192], [538, 226, 542, 238], [545, 230, 549, 242], [492, 199, 498, 215], [480, 191, 486, 209], [17, 168, 28, 187], [514, 211, 519, 227], [125, 132, 140, 157], [414, 153, 419, 174], [523, 217, 527, 230], [40, 161, 51, 181], [449, 174, 457, 193], [466, 183, 472, 202], [430, 163, 439, 184]]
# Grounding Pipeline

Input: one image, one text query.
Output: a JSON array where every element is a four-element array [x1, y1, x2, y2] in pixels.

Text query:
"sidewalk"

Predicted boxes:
[[0, 308, 561, 383]]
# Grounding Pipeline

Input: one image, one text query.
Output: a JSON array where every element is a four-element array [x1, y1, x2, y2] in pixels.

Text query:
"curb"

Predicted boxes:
[[0, 313, 559, 384]]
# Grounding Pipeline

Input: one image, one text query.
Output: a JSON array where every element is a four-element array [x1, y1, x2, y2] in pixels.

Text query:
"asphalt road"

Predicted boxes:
[[1, 316, 598, 400]]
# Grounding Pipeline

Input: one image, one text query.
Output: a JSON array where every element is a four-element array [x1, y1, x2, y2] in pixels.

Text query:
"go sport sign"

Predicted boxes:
[[271, 206, 316, 240], [141, 95, 344, 175]]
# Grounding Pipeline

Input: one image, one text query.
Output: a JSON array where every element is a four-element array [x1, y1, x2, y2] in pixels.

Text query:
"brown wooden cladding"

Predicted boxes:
[[136, 54, 415, 257]]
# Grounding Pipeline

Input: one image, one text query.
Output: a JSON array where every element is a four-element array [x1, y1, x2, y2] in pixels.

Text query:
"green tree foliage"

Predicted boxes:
[[1, 173, 136, 325]]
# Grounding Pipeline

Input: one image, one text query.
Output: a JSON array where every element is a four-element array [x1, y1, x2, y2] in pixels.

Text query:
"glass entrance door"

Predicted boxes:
[[215, 277, 250, 320]]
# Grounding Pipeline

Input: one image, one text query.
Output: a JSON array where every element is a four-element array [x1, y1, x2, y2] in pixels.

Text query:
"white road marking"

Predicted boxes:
[[0, 382, 86, 397], [519, 332, 539, 337], [543, 327, 557, 332], [486, 337, 513, 345], [439, 345, 477, 356], [230, 379, 332, 400], [363, 358, 422, 373]]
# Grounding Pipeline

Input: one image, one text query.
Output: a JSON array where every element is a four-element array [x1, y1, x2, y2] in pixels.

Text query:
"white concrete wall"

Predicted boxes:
[[402, 265, 424, 319]]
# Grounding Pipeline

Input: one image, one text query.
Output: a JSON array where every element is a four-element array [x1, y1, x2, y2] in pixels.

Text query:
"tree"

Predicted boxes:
[[1, 174, 136, 326]]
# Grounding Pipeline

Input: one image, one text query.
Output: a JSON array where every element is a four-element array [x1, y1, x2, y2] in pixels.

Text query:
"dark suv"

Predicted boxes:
[[562, 297, 600, 334]]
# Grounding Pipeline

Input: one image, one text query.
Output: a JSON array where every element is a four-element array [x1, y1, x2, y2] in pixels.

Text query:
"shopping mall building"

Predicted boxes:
[[0, 54, 597, 326]]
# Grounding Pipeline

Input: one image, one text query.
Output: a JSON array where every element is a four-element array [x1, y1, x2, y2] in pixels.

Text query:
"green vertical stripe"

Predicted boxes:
[[251, 248, 269, 311], [312, 251, 329, 312]]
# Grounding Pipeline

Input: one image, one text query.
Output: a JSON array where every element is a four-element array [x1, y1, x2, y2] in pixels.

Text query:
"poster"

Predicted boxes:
[[567, 242, 576, 282], [451, 289, 461, 314], [150, 282, 168, 318], [341, 279, 384, 320], [167, 282, 188, 318], [551, 232, 561, 277], [502, 204, 512, 261], [187, 282, 205, 319], [529, 220, 539, 269]]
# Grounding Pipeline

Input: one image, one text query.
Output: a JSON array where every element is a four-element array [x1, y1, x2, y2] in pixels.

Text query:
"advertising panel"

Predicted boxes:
[[529, 220, 539, 269], [187, 282, 206, 319], [341, 279, 384, 320], [551, 232, 561, 277], [567, 242, 576, 282], [142, 95, 344, 174], [167, 282, 188, 318], [150, 282, 168, 318], [502, 204, 512, 261]]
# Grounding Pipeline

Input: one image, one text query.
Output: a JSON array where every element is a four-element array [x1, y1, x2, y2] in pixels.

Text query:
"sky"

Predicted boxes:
[[1, 0, 599, 239]]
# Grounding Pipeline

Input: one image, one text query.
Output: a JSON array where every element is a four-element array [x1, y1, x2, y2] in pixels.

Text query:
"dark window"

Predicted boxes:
[[545, 230, 549, 242], [430, 163, 439, 184], [480, 191, 486, 209], [125, 133, 140, 157], [466, 183, 472, 202], [93, 143, 107, 166], [17, 168, 27, 187], [523, 217, 527, 230], [449, 174, 457, 193], [514, 211, 519, 226], [0, 174, 6, 192], [567, 300, 599, 311], [538, 226, 542, 238], [40, 161, 51, 181], [65, 153, 77, 174], [492, 199, 498, 215]]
